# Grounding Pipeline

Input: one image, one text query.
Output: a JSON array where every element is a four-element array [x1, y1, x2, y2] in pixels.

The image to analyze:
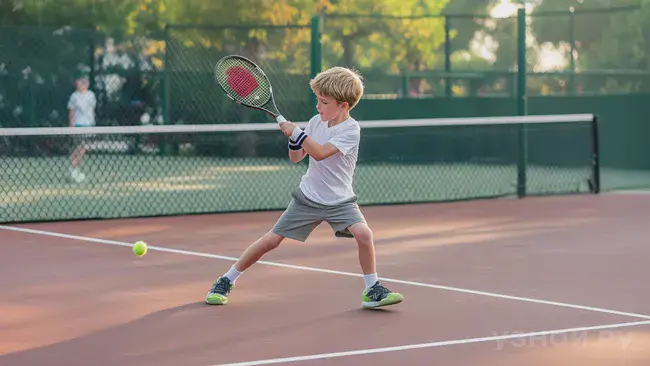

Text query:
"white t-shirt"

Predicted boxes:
[[68, 90, 97, 127], [299, 114, 361, 205]]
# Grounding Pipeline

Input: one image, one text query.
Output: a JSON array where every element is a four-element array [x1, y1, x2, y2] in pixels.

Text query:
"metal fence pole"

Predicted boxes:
[[569, 7, 576, 94], [163, 24, 170, 125], [445, 16, 452, 97], [401, 71, 409, 99], [516, 5, 528, 198], [310, 15, 322, 115]]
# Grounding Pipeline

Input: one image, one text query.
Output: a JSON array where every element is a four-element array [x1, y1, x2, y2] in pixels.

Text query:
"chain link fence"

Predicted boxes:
[[2, 5, 648, 130], [164, 24, 313, 125], [0, 25, 164, 129], [320, 5, 650, 99], [0, 117, 598, 223], [0, 4, 645, 223], [0, 23, 313, 129], [320, 14, 448, 99], [0, 25, 95, 128], [527, 5, 650, 96]]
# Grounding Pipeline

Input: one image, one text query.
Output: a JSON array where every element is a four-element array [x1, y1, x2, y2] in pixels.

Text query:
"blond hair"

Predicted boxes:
[[309, 67, 364, 109]]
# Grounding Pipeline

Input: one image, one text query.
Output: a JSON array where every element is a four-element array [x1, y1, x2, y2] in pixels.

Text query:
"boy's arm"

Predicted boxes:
[[282, 122, 340, 161], [68, 95, 75, 127], [300, 139, 339, 161], [68, 109, 75, 127], [286, 121, 307, 163], [288, 148, 306, 163]]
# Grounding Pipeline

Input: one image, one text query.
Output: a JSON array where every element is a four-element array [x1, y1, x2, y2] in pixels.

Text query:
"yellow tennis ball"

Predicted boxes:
[[133, 241, 148, 257]]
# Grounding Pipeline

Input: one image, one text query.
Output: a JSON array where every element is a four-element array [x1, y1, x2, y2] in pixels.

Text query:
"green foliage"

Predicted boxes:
[[321, 0, 451, 74], [531, 0, 650, 69]]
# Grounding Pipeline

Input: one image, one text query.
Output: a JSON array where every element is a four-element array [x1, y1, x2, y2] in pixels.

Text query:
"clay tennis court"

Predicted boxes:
[[2, 192, 650, 365]]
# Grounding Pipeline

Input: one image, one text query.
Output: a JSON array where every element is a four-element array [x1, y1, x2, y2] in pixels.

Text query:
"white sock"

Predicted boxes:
[[223, 265, 243, 283], [364, 273, 378, 291]]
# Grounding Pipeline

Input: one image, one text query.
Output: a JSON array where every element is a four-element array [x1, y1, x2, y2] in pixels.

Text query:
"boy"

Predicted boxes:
[[67, 76, 97, 183], [206, 67, 403, 309]]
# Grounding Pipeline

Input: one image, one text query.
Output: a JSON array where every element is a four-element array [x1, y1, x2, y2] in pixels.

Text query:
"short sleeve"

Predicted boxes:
[[67, 93, 76, 110], [328, 126, 360, 155]]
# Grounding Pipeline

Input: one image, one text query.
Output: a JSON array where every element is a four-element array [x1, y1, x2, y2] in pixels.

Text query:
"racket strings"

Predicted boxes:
[[216, 58, 271, 107]]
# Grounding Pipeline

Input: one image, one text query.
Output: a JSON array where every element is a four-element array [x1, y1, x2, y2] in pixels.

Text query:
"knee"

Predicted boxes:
[[352, 226, 374, 247], [262, 231, 283, 251]]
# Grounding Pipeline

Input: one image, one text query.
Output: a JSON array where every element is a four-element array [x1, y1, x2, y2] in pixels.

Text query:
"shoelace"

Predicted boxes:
[[367, 283, 391, 301], [211, 278, 231, 294]]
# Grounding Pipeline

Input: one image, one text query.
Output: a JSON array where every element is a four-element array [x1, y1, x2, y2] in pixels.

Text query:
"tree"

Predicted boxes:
[[531, 0, 646, 69], [319, 0, 451, 74], [528, 0, 650, 93]]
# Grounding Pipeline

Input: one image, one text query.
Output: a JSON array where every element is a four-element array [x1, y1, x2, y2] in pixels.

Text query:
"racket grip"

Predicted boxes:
[[276, 115, 287, 123]]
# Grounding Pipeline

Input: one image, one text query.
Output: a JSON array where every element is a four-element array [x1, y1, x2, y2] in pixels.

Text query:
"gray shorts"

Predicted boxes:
[[272, 187, 366, 242]]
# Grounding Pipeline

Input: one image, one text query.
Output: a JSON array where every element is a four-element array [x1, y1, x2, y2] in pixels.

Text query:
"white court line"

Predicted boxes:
[[2, 225, 650, 321], [213, 320, 650, 366]]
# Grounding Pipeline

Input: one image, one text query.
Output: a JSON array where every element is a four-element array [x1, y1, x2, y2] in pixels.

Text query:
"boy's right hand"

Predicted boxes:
[[279, 121, 297, 137]]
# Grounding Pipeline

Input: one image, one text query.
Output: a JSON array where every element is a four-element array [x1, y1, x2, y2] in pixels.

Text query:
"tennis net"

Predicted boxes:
[[0, 114, 599, 223]]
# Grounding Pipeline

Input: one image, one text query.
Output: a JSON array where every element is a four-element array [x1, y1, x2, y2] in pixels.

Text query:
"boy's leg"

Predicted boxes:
[[69, 136, 87, 182], [206, 231, 284, 305], [234, 231, 285, 273], [346, 223, 403, 309], [206, 188, 323, 305], [345, 222, 376, 281], [70, 144, 86, 167], [328, 203, 404, 309]]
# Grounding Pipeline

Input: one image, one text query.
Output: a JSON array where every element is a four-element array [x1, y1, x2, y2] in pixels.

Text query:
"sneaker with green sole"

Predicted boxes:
[[206, 277, 233, 305], [362, 281, 404, 309]]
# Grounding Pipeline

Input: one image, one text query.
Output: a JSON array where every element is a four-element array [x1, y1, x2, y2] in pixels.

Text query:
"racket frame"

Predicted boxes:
[[215, 55, 287, 123]]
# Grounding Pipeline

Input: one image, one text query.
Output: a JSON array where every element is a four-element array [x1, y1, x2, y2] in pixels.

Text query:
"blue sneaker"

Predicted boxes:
[[206, 277, 233, 305], [362, 281, 403, 309]]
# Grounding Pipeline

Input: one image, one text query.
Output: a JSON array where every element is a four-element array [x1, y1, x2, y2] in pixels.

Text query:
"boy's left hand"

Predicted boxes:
[[279, 121, 297, 137]]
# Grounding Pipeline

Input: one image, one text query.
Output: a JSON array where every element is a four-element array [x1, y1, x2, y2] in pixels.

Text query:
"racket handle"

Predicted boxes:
[[276, 115, 287, 123]]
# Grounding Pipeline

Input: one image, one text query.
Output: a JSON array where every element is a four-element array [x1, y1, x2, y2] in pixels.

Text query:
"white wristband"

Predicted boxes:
[[290, 126, 304, 141]]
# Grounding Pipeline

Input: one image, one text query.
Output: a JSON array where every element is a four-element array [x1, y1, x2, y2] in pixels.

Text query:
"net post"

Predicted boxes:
[[516, 4, 528, 198], [310, 15, 323, 116], [591, 114, 601, 194]]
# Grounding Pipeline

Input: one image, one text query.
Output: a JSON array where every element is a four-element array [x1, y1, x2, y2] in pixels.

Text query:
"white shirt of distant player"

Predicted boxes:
[[68, 90, 97, 127], [299, 114, 361, 206]]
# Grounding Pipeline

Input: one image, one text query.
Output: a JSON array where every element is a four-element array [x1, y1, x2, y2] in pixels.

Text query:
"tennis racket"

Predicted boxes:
[[214, 55, 287, 124]]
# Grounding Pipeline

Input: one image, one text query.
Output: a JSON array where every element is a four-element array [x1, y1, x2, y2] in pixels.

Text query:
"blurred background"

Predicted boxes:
[[3, 0, 650, 126]]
